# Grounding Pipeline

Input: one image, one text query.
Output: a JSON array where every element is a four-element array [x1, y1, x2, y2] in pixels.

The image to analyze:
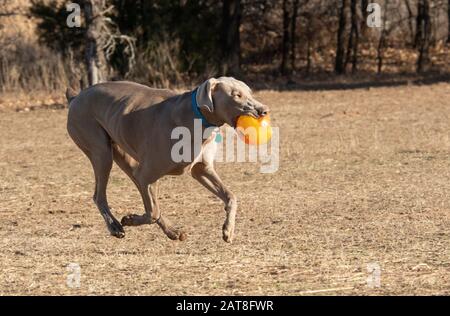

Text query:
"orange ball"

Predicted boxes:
[[236, 114, 273, 145]]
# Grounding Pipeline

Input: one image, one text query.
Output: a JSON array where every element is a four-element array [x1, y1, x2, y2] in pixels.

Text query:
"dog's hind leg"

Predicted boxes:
[[92, 149, 125, 238], [112, 146, 186, 241], [112, 145, 152, 227], [67, 123, 125, 238]]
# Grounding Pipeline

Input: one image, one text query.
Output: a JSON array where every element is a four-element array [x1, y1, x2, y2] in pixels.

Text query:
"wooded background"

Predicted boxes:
[[0, 0, 449, 91]]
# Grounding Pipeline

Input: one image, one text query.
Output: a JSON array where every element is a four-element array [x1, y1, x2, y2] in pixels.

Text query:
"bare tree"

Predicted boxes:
[[345, 0, 360, 73], [361, 0, 369, 35], [377, 34, 386, 73], [404, 0, 415, 45], [290, 0, 300, 71], [83, 0, 136, 86], [305, 13, 314, 74], [448, 0, 450, 43], [84, 0, 108, 86], [221, 0, 241, 76], [280, 0, 291, 75], [416, 0, 431, 72], [377, 1, 388, 74], [335, 0, 348, 74]]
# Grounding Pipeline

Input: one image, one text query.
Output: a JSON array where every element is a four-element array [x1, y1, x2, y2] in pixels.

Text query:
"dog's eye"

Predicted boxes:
[[233, 92, 242, 99]]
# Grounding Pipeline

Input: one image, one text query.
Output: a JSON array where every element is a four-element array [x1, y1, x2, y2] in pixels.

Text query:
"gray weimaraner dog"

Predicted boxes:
[[66, 77, 269, 242]]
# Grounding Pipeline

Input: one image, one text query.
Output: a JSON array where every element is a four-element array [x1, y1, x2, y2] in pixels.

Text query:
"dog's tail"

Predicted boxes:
[[65, 87, 78, 106]]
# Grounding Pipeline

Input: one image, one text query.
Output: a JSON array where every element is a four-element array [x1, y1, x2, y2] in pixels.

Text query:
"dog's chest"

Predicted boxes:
[[168, 130, 219, 176]]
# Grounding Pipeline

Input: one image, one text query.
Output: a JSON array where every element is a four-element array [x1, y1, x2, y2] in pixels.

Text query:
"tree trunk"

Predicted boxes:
[[447, 0, 450, 43], [360, 0, 368, 36], [377, 0, 388, 74], [84, 0, 107, 86], [404, 0, 415, 45], [344, 0, 359, 73], [335, 0, 348, 74], [290, 0, 300, 72], [280, 0, 291, 75], [350, 0, 359, 73], [416, 0, 431, 73], [221, 0, 241, 76], [306, 35, 312, 74], [377, 28, 386, 74], [344, 24, 353, 72]]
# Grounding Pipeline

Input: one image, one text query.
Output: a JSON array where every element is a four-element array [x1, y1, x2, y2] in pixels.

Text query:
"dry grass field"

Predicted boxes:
[[1, 83, 450, 295]]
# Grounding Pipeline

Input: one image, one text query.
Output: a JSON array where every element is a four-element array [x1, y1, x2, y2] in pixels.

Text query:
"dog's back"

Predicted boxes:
[[66, 81, 176, 112]]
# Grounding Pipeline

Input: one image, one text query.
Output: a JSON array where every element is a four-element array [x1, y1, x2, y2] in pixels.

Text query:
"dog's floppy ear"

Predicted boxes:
[[196, 78, 217, 113]]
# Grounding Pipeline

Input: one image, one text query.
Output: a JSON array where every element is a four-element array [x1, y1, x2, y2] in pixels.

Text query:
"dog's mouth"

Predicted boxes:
[[233, 111, 259, 128]]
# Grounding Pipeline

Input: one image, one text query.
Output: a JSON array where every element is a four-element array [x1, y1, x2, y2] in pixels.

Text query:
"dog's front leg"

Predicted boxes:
[[191, 163, 237, 243], [121, 166, 186, 241], [121, 179, 161, 226]]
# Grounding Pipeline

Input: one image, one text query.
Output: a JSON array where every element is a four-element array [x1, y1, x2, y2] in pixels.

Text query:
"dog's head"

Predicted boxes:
[[196, 77, 270, 127]]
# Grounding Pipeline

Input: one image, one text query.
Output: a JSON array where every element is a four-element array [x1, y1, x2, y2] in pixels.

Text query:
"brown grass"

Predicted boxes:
[[0, 0, 72, 92], [1, 83, 450, 295]]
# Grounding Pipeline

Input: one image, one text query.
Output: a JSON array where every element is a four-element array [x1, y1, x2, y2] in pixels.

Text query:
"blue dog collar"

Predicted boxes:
[[191, 88, 216, 128]]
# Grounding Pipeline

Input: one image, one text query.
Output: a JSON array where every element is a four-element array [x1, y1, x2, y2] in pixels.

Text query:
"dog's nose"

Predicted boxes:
[[257, 108, 270, 117]]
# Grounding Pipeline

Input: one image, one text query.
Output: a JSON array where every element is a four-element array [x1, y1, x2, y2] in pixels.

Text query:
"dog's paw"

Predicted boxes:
[[121, 214, 150, 226], [120, 214, 135, 226], [165, 227, 187, 241], [222, 223, 234, 243], [108, 221, 125, 238], [156, 215, 186, 241]]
